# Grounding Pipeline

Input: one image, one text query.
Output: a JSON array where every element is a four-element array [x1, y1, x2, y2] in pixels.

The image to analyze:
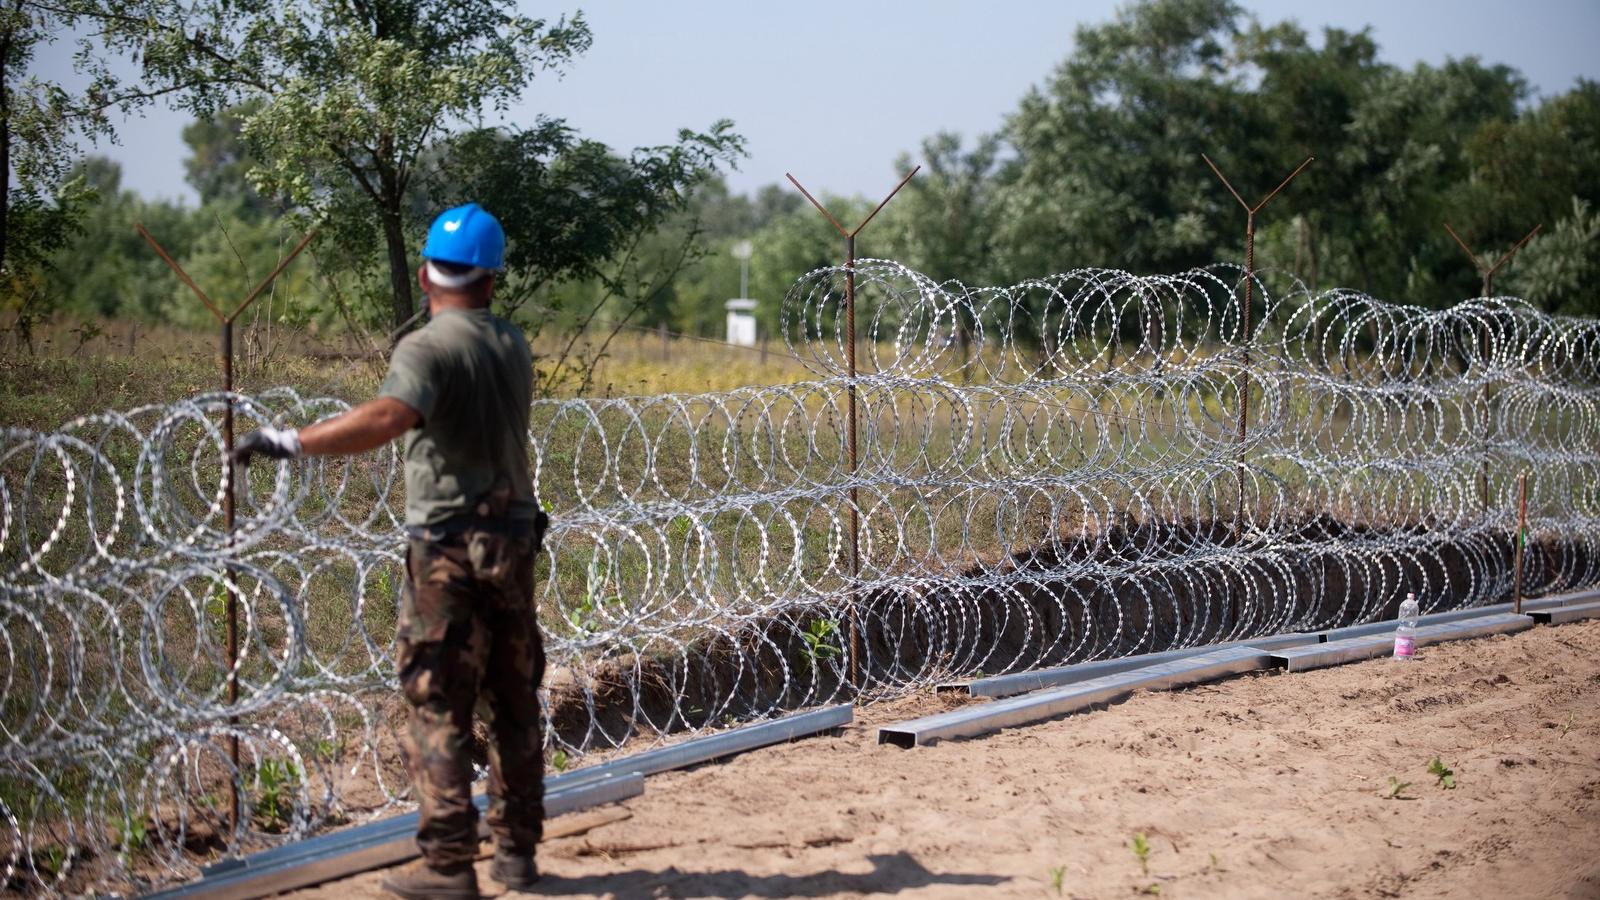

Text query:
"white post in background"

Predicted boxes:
[[732, 239, 752, 299], [725, 299, 758, 346], [726, 239, 757, 346]]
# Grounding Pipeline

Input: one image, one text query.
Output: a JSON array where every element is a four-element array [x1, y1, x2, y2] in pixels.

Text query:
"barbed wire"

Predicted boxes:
[[2, 262, 1597, 893]]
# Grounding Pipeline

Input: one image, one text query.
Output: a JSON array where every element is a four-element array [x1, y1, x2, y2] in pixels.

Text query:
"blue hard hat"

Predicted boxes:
[[422, 203, 505, 270]]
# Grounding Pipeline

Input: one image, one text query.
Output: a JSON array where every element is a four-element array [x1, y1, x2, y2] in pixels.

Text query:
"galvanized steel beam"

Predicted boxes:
[[879, 645, 1278, 748]]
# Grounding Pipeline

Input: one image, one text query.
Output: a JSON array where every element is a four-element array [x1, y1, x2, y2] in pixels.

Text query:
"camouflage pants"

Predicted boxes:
[[396, 524, 546, 869]]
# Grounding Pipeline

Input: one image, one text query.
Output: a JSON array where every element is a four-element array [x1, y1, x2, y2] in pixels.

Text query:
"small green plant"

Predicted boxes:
[[312, 737, 344, 761], [1562, 712, 1575, 737], [113, 815, 148, 855], [1208, 851, 1219, 871], [1384, 776, 1413, 800], [800, 617, 842, 670], [1130, 832, 1151, 875], [1141, 885, 1162, 896], [70, 320, 104, 355], [370, 566, 394, 600], [39, 844, 68, 876], [550, 750, 569, 773], [207, 580, 229, 621], [1048, 864, 1066, 895], [253, 758, 300, 828], [567, 557, 625, 635], [1427, 757, 1456, 789]]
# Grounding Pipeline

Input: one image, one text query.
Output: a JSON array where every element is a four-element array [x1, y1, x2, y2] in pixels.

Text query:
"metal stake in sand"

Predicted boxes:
[[1201, 155, 1313, 534], [136, 223, 317, 835], [1443, 223, 1542, 514], [785, 167, 919, 691], [1513, 472, 1529, 615]]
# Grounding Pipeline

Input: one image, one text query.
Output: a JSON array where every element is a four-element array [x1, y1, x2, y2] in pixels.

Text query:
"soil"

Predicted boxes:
[[288, 618, 1600, 899]]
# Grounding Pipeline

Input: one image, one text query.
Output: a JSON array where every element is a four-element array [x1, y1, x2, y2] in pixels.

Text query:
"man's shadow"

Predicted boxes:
[[528, 851, 1009, 897]]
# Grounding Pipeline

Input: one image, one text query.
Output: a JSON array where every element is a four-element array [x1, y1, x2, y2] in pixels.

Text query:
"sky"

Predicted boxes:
[[31, 0, 1600, 206]]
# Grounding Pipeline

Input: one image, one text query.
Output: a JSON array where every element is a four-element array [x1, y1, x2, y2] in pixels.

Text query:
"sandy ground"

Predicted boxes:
[[292, 620, 1600, 899]]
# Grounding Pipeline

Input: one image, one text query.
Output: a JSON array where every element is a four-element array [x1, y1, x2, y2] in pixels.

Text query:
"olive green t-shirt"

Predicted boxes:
[[378, 307, 538, 527]]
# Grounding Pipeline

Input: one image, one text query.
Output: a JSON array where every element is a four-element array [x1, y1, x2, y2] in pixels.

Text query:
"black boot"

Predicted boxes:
[[489, 851, 540, 891], [381, 860, 480, 900]]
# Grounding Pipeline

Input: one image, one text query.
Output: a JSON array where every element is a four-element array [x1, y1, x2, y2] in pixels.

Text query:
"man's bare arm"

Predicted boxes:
[[299, 398, 420, 456]]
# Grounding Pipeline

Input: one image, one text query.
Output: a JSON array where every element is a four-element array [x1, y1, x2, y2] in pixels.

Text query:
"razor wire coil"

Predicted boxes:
[[2, 261, 1598, 892]]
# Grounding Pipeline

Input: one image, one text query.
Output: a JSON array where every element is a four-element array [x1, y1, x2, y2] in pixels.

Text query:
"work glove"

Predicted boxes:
[[232, 426, 302, 467]]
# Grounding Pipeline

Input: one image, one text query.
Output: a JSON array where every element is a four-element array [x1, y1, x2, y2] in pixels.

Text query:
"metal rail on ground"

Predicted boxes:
[[145, 773, 643, 900], [1530, 600, 1600, 626], [877, 596, 1599, 748], [1270, 612, 1535, 672], [145, 705, 852, 900], [945, 632, 1320, 699], [880, 645, 1279, 748], [942, 593, 1596, 701]]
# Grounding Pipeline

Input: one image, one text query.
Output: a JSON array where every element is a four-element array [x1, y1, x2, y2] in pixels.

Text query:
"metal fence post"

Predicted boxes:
[[1443, 223, 1542, 515], [1201, 155, 1314, 531], [137, 223, 317, 835], [785, 168, 918, 692]]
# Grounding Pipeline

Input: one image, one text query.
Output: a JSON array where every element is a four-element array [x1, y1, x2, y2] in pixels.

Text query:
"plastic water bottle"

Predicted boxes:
[[1393, 592, 1419, 661]]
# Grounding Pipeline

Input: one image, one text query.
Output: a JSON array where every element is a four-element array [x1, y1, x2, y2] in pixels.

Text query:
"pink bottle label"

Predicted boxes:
[[1394, 635, 1416, 658]]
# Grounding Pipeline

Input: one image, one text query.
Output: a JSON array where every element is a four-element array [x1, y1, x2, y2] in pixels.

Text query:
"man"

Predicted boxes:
[[234, 203, 548, 899]]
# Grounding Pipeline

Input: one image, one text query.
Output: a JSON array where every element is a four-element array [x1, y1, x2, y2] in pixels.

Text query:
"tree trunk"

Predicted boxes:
[[382, 208, 414, 337]]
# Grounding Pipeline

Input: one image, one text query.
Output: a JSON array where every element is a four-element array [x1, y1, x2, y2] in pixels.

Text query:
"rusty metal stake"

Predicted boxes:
[[1513, 472, 1528, 615], [1443, 223, 1542, 512], [1202, 154, 1314, 532], [786, 167, 918, 692], [137, 223, 316, 836]]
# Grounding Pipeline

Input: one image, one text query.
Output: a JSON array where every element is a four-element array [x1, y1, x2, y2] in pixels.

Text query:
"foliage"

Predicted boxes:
[[91, 0, 744, 339], [1383, 775, 1413, 800], [799, 617, 842, 671], [182, 99, 272, 216], [22, 0, 1600, 360], [434, 118, 743, 392], [1130, 832, 1152, 875], [1, 175, 96, 349], [112, 813, 148, 856], [1427, 757, 1456, 789], [1502, 198, 1600, 315], [564, 556, 624, 637], [94, 0, 595, 330], [252, 757, 300, 829]]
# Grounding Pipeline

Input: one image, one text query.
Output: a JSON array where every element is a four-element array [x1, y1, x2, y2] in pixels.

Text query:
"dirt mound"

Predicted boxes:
[[546, 514, 1596, 750]]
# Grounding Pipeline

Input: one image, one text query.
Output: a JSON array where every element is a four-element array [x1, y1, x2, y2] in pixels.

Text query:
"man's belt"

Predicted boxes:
[[404, 511, 548, 542]]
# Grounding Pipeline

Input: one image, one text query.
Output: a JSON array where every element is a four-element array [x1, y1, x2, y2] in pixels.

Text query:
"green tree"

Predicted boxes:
[[878, 131, 1003, 287], [46, 157, 199, 321], [1242, 21, 1386, 291], [1503, 198, 1600, 316], [0, 0, 125, 299], [102, 0, 593, 331], [181, 100, 272, 216], [432, 118, 742, 322], [994, 0, 1255, 281]]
